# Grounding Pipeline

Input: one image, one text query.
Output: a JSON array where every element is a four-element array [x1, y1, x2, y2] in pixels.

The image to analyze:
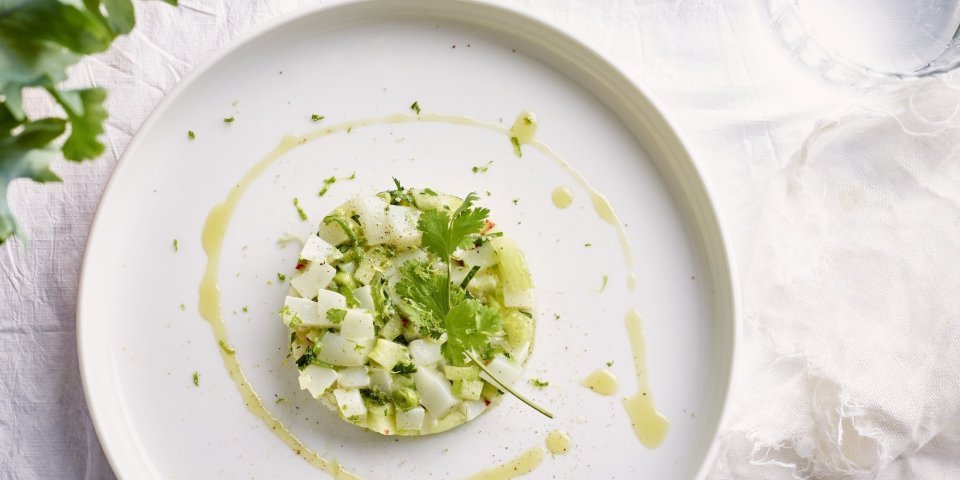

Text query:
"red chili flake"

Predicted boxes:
[[295, 259, 308, 271], [484, 399, 491, 406], [482, 220, 495, 233]]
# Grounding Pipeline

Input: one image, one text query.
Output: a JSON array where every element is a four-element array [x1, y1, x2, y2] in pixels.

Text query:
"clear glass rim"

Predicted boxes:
[[766, 0, 960, 87]]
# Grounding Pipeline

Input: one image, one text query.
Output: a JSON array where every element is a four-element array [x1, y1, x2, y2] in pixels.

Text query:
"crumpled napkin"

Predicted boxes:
[[710, 73, 960, 479]]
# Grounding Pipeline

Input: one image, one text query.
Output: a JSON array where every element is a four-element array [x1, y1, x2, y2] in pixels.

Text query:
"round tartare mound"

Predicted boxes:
[[280, 184, 536, 435]]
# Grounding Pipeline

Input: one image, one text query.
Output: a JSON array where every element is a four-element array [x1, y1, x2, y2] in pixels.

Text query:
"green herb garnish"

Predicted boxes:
[[293, 197, 308, 221], [510, 136, 522, 157], [173, 239, 179, 252], [326, 308, 347, 324], [389, 187, 551, 418], [318, 172, 356, 197], [386, 178, 416, 206], [192, 372, 199, 386], [606, 361, 614, 367], [472, 161, 493, 174], [0, 0, 178, 245], [187, 130, 195, 140], [223, 115, 235, 123], [360, 387, 391, 405], [392, 362, 417, 376], [277, 273, 287, 282], [311, 114, 325, 122], [529, 378, 549, 388], [410, 101, 421, 115], [218, 340, 236, 355]]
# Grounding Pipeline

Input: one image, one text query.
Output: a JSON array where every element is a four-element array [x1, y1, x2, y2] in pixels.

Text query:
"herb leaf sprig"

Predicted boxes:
[[392, 186, 551, 418], [0, 0, 178, 244]]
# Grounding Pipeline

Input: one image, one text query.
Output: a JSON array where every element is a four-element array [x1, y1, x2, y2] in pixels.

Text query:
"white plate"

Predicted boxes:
[[78, 1, 737, 478]]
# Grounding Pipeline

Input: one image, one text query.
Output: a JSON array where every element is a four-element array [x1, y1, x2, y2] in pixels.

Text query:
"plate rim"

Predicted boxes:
[[76, 1, 740, 478]]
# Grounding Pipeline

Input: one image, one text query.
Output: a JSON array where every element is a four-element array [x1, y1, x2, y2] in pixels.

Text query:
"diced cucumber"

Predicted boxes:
[[392, 373, 415, 389], [413, 368, 458, 418], [368, 339, 408, 370], [355, 251, 388, 285], [379, 316, 403, 341], [502, 309, 534, 349], [384, 205, 421, 249], [316, 333, 372, 366], [305, 329, 323, 343], [334, 271, 359, 289], [333, 388, 367, 418], [481, 381, 502, 401], [318, 214, 350, 245], [460, 400, 487, 421], [352, 285, 375, 310], [392, 387, 420, 411], [337, 366, 371, 388], [352, 196, 392, 245], [479, 355, 523, 386], [452, 379, 483, 401], [290, 262, 336, 299], [444, 365, 480, 381], [298, 365, 337, 398], [369, 368, 394, 393], [367, 403, 397, 435], [457, 242, 497, 268], [409, 339, 442, 366], [340, 309, 375, 341], [281, 296, 319, 326], [396, 406, 425, 432], [432, 409, 467, 434], [315, 290, 347, 325], [466, 271, 499, 297], [491, 237, 534, 308], [300, 235, 343, 263]]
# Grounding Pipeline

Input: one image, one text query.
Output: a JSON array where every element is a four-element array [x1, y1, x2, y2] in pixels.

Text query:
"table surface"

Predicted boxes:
[[4, 1, 955, 479]]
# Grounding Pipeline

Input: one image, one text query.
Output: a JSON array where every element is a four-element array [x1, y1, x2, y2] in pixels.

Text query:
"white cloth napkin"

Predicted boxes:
[[2, 1, 958, 479], [711, 75, 960, 479]]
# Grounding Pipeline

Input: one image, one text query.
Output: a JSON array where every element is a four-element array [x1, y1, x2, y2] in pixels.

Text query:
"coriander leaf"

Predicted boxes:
[[410, 101, 421, 115], [0, 0, 178, 246], [393, 260, 451, 338], [392, 362, 417, 376], [360, 387, 390, 405], [100, 0, 137, 35], [418, 192, 489, 259], [0, 1, 115, 55], [386, 177, 415, 205], [50, 87, 108, 160], [442, 298, 501, 366], [0, 109, 66, 241]]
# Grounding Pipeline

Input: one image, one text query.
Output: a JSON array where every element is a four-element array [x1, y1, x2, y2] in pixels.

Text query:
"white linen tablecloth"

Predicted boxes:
[[3, 1, 958, 478]]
